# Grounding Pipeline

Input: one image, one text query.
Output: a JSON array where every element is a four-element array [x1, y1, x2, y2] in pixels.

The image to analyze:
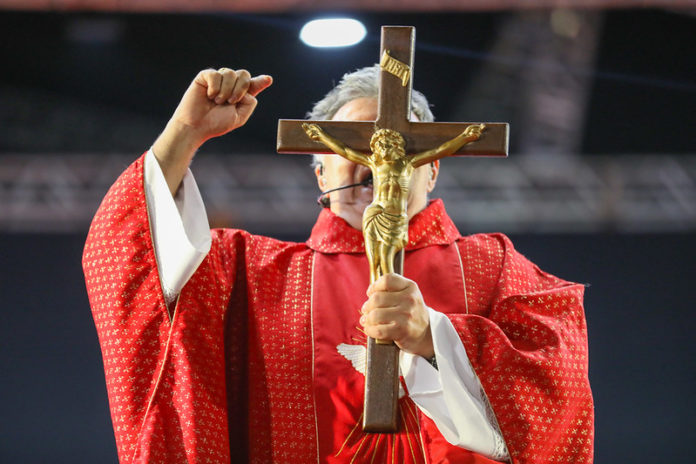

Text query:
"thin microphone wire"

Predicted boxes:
[[317, 178, 372, 207]]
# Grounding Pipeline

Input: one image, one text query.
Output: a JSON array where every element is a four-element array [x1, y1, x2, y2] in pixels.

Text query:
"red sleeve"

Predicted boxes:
[[451, 234, 594, 464], [82, 153, 242, 463]]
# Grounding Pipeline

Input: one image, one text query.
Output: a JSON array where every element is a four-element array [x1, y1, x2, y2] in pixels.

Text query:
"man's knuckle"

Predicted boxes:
[[403, 292, 418, 307], [394, 327, 407, 340]]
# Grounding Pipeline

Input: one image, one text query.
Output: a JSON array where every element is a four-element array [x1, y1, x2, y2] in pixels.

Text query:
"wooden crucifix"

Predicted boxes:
[[277, 26, 509, 432]]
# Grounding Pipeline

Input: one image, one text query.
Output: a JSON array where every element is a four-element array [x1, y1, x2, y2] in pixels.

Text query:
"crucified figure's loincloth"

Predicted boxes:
[[362, 203, 408, 281]]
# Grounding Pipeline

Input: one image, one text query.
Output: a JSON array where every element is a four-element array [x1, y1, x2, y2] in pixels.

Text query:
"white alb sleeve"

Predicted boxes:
[[399, 307, 509, 461], [143, 149, 212, 305]]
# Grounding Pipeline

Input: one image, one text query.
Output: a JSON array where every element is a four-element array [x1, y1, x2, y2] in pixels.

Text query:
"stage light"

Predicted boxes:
[[300, 19, 366, 48]]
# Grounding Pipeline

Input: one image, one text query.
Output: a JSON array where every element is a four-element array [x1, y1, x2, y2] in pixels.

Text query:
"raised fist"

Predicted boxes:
[[171, 67, 273, 145]]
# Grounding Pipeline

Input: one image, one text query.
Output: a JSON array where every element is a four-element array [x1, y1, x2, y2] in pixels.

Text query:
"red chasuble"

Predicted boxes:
[[83, 154, 594, 463]]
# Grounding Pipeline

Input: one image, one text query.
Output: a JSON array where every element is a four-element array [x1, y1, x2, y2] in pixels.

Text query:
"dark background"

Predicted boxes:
[[0, 10, 694, 155], [1, 9, 695, 463]]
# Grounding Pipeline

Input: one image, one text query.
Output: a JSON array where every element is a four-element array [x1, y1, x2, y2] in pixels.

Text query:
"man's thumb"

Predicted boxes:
[[248, 75, 273, 97]]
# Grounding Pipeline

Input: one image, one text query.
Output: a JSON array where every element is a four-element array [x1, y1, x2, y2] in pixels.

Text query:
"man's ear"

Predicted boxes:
[[314, 162, 325, 191], [427, 160, 440, 192]]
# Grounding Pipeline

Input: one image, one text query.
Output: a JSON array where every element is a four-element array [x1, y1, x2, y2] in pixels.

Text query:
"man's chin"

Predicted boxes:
[[331, 203, 368, 230]]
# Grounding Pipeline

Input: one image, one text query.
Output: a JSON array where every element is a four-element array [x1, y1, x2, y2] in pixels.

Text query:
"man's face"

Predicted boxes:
[[313, 97, 439, 229]]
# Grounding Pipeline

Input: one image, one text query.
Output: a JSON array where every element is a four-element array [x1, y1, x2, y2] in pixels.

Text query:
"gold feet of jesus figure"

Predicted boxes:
[[303, 122, 485, 284]]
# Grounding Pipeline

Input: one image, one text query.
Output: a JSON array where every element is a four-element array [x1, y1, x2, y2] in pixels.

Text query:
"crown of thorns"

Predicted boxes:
[[369, 128, 405, 153]]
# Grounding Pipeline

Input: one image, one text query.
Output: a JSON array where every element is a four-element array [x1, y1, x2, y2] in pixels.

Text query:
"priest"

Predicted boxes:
[[83, 65, 594, 463]]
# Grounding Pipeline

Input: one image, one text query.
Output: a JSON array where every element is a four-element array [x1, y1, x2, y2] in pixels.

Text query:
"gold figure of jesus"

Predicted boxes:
[[303, 123, 485, 283]]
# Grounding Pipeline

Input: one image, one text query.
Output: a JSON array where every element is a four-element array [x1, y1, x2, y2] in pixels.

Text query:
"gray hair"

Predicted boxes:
[[308, 64, 434, 169]]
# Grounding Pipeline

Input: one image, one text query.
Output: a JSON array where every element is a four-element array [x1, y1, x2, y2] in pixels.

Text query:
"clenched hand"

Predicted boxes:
[[153, 67, 273, 195], [359, 273, 434, 359]]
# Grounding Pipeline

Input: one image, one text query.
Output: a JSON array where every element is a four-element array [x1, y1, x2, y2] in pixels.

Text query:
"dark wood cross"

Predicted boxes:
[[277, 26, 508, 433]]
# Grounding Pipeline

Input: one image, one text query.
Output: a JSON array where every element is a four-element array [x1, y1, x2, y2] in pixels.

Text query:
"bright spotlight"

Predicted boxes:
[[300, 19, 367, 48]]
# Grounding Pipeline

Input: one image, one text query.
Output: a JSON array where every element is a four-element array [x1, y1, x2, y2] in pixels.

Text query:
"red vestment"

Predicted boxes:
[[83, 154, 594, 463]]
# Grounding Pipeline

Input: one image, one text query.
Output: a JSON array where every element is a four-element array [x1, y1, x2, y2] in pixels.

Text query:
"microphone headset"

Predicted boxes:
[[317, 177, 372, 208]]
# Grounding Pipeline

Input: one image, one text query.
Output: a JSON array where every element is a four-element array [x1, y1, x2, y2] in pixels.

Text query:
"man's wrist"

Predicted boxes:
[[152, 119, 206, 195], [411, 323, 435, 359], [156, 119, 205, 158]]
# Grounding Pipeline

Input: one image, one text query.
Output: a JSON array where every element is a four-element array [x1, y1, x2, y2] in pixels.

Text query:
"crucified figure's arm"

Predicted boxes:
[[302, 123, 370, 166], [410, 124, 486, 167]]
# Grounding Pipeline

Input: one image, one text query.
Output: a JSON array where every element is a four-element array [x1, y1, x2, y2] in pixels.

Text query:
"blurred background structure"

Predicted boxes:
[[1, 1, 694, 462]]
